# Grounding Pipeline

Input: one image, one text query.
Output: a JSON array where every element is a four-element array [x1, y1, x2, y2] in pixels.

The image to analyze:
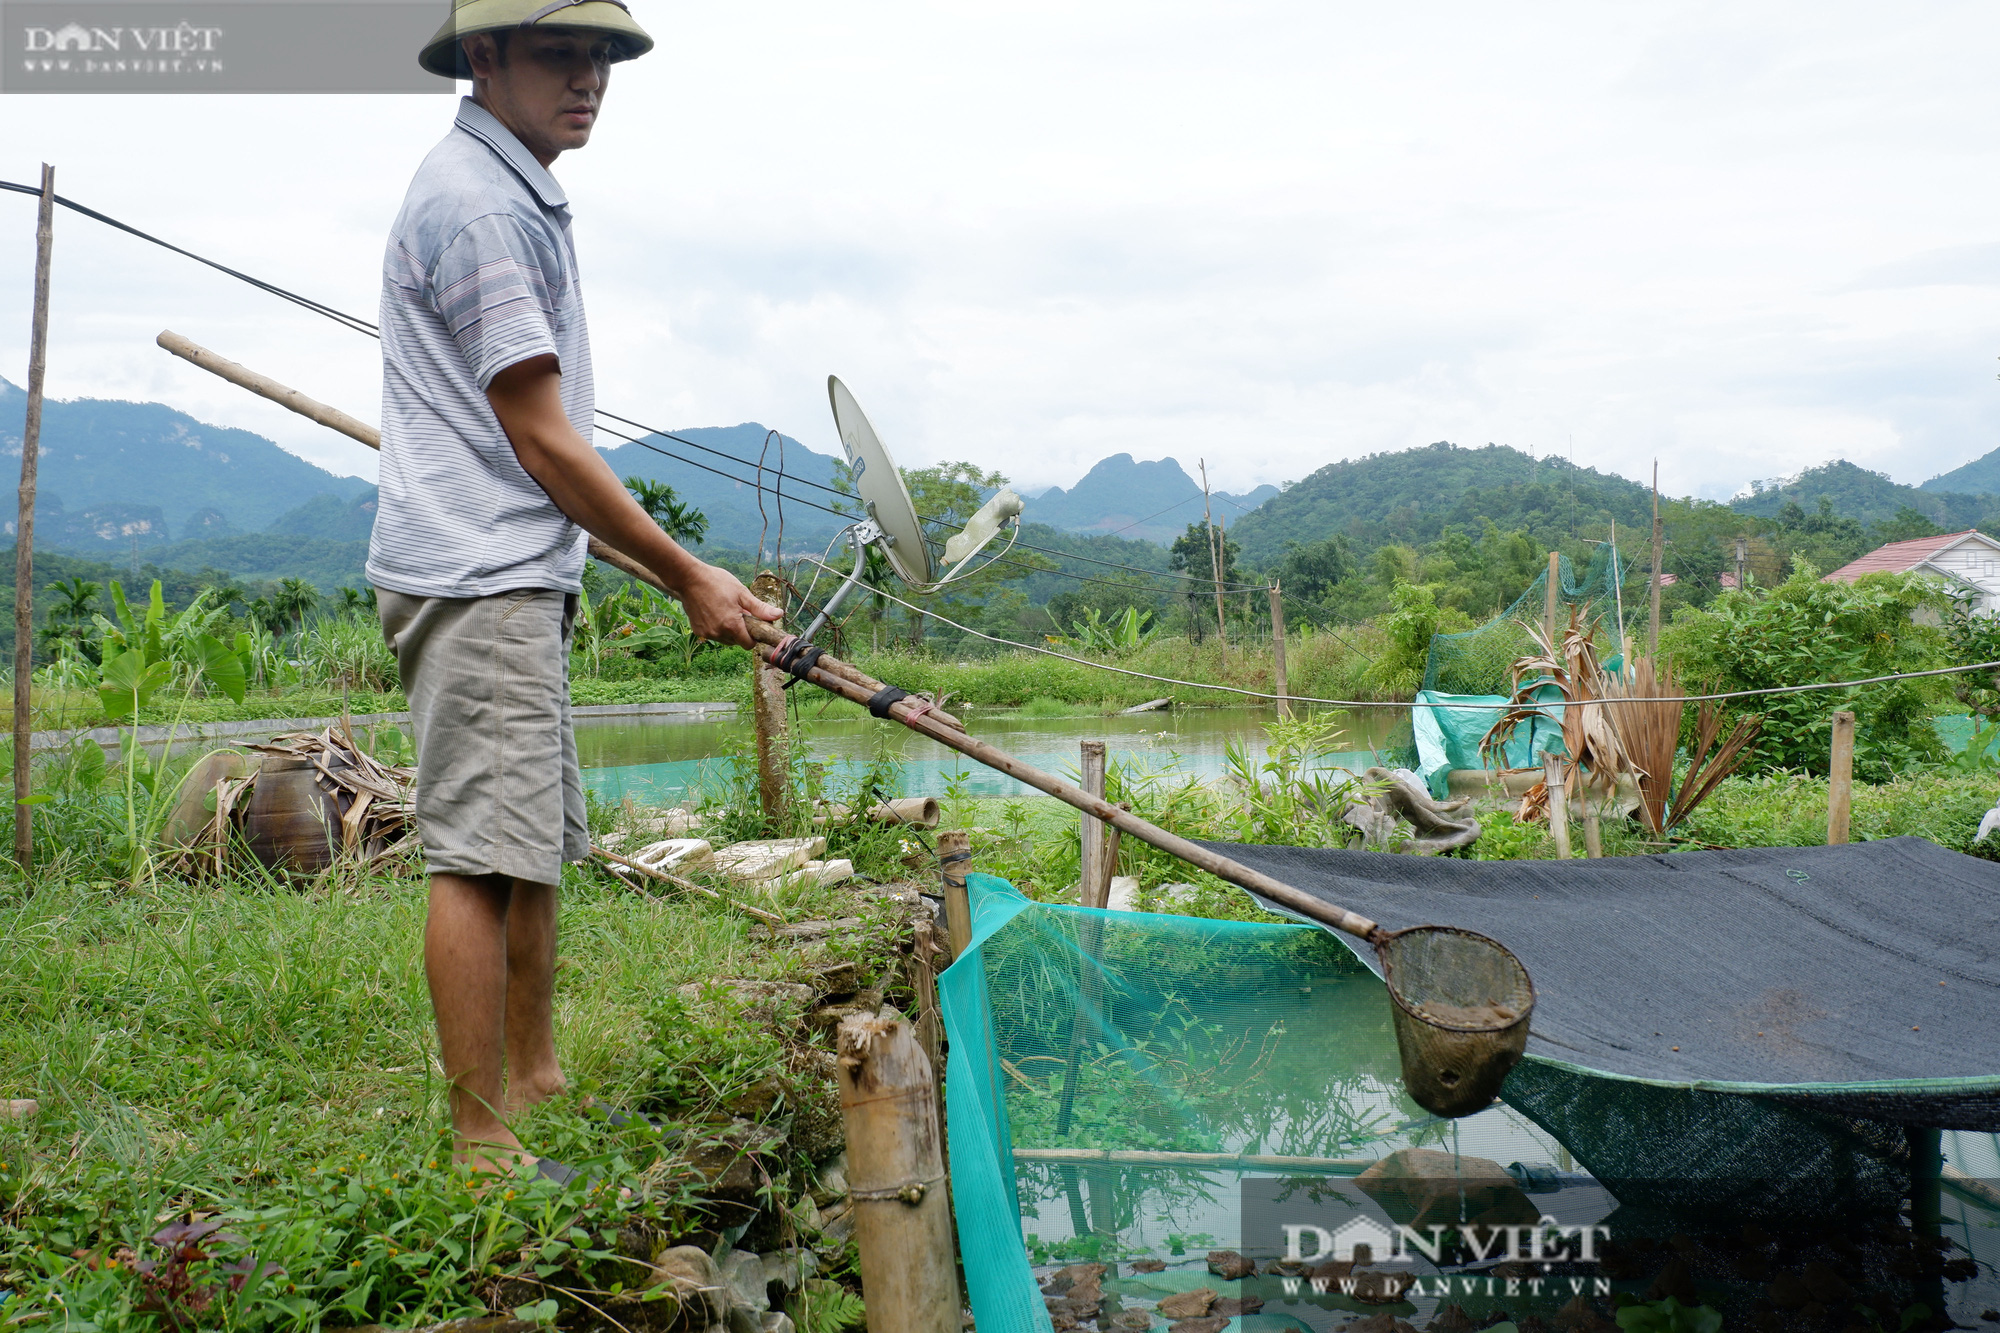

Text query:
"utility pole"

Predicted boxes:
[[1268, 582, 1289, 718], [13, 164, 54, 871], [1649, 461, 1663, 658], [1199, 459, 1227, 654], [1735, 536, 1749, 593], [1544, 549, 1560, 648]]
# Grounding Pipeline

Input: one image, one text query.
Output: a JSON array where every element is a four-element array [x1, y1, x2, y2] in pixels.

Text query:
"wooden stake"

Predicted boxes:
[[1582, 808, 1603, 859], [1544, 549, 1560, 648], [1268, 582, 1289, 718], [1828, 710, 1855, 845], [937, 828, 971, 960], [1544, 756, 1571, 859], [836, 1009, 959, 1333], [12, 164, 54, 871], [1649, 461, 1663, 657], [1079, 740, 1107, 908], [1098, 802, 1129, 905], [749, 571, 792, 825]]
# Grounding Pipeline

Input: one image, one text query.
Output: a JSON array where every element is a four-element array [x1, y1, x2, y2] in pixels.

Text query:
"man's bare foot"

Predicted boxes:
[[502, 1069, 567, 1119], [456, 1132, 531, 1178]]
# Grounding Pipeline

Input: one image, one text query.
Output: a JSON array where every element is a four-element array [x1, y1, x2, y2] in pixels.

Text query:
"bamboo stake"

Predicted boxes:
[[1544, 756, 1572, 859], [1269, 581, 1289, 718], [936, 828, 971, 961], [749, 571, 791, 824], [1544, 549, 1560, 648], [589, 843, 783, 926], [1828, 710, 1855, 846], [1079, 740, 1107, 909], [1014, 1147, 1371, 1172], [12, 165, 54, 870], [836, 1009, 958, 1333], [153, 329, 969, 735], [1200, 459, 1226, 653], [1649, 461, 1663, 657]]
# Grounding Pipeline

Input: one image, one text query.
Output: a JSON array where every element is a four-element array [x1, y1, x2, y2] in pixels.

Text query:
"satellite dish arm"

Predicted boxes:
[[798, 517, 884, 646]]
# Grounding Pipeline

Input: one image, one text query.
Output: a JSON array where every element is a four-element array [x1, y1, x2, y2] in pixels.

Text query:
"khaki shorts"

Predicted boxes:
[[377, 588, 587, 885]]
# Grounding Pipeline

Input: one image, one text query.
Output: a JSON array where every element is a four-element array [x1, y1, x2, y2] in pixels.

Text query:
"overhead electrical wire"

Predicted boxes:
[[2, 178, 1271, 594]]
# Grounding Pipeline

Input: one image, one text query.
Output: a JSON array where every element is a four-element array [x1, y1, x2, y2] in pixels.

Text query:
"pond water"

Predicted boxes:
[[576, 705, 1414, 807]]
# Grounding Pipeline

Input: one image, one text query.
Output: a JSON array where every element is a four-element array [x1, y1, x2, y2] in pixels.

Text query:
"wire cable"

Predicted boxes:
[[799, 557, 2000, 712]]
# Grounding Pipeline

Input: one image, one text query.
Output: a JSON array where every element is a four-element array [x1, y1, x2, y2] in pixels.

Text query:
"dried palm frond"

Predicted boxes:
[[1663, 703, 1762, 829], [1598, 657, 1685, 835], [1480, 605, 1636, 803]]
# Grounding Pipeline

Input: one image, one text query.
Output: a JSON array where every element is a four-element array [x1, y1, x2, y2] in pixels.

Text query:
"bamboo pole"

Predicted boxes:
[[1649, 461, 1663, 657], [1828, 710, 1855, 846], [835, 1009, 958, 1333], [749, 571, 791, 825], [937, 828, 971, 960], [1014, 1147, 1372, 1173], [1079, 740, 1107, 909], [1200, 459, 1226, 653], [1268, 582, 1289, 718], [12, 165, 54, 871], [1544, 549, 1560, 647], [744, 623, 1383, 942], [1544, 756, 1572, 859]]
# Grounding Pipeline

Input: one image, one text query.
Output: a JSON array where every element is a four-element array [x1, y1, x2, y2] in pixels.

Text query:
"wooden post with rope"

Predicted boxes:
[[835, 1008, 959, 1333], [1268, 582, 1289, 718], [749, 571, 792, 826], [1544, 755, 1572, 859], [1079, 740, 1108, 909], [1544, 549, 1560, 647], [12, 165, 54, 871], [1828, 710, 1856, 846], [937, 828, 971, 961]]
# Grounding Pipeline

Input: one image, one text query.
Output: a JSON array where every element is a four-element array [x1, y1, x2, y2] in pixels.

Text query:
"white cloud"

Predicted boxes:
[[1, 0, 1995, 509]]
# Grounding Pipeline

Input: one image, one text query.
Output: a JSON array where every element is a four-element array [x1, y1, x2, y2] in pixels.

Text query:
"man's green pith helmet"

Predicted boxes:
[[419, 0, 654, 79]]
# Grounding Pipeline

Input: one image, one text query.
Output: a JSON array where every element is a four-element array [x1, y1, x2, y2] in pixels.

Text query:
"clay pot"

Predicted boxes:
[[241, 752, 350, 872], [160, 750, 258, 848]]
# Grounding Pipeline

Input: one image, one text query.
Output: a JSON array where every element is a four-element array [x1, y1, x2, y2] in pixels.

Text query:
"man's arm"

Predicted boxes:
[[485, 354, 779, 647]]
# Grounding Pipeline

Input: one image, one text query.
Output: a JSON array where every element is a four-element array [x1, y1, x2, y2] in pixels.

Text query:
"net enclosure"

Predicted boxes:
[[938, 840, 2000, 1328], [1421, 545, 1630, 697]]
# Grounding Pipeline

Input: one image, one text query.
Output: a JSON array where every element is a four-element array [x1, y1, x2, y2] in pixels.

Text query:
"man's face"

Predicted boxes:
[[464, 27, 613, 167]]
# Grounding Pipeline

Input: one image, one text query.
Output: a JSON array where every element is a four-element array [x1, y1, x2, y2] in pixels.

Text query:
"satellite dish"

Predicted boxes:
[[828, 376, 932, 586], [791, 376, 1025, 650]]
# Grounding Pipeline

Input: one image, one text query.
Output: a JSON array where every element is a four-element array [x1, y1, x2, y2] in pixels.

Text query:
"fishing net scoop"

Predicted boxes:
[[1374, 922, 1536, 1117]]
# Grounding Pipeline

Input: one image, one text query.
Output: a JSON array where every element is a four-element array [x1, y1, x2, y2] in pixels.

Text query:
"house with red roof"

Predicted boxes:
[[1823, 530, 2000, 612]]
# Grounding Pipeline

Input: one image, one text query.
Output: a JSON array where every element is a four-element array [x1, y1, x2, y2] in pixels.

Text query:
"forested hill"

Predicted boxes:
[[1730, 460, 1999, 529], [1026, 454, 1277, 545], [1227, 442, 1656, 565], [600, 425, 847, 553], [1921, 446, 2000, 498]]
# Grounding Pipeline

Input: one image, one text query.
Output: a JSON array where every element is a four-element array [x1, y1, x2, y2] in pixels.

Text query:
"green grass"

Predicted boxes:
[[0, 811, 895, 1329]]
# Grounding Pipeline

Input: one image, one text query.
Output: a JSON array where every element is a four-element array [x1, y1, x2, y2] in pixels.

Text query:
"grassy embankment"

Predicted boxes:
[[0, 786, 932, 1330]]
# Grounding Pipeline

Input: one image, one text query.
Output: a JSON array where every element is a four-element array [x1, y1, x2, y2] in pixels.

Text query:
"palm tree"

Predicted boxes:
[[199, 576, 249, 614], [274, 578, 320, 633], [625, 475, 709, 547], [337, 586, 375, 614], [45, 576, 100, 624]]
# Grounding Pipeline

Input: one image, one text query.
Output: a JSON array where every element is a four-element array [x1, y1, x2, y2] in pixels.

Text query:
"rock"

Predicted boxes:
[[812, 1152, 849, 1203], [751, 917, 864, 943], [676, 979, 816, 1023], [1206, 1250, 1256, 1280], [711, 837, 826, 884], [806, 991, 885, 1039], [1428, 1305, 1478, 1333], [684, 1121, 787, 1197], [1157, 1288, 1217, 1319], [2, 1099, 38, 1120], [1355, 1147, 1540, 1231], [803, 959, 861, 997], [1121, 697, 1171, 713], [1128, 1258, 1166, 1273], [1211, 1295, 1264, 1316], [1106, 875, 1141, 911], [760, 1316, 794, 1333], [756, 1249, 817, 1302], [648, 1245, 728, 1323], [718, 1249, 770, 1313]]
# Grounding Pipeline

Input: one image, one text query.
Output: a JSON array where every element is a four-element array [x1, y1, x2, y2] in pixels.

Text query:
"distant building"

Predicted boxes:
[[1824, 529, 2000, 612]]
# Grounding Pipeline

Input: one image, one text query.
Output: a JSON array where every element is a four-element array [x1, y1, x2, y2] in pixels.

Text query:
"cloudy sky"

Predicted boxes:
[[3, 2, 1996, 503]]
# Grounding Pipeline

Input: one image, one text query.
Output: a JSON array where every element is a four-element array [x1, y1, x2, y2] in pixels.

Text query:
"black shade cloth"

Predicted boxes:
[[1202, 836, 2000, 1132]]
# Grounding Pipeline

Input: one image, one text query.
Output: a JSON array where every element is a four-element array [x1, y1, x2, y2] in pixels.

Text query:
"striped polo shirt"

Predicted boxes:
[[367, 96, 593, 599]]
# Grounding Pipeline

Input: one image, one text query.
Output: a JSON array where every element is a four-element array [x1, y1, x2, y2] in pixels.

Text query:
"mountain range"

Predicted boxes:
[[8, 376, 2000, 594]]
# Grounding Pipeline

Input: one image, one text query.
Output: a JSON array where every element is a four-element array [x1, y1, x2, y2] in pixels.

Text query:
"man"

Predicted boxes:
[[370, 0, 780, 1176]]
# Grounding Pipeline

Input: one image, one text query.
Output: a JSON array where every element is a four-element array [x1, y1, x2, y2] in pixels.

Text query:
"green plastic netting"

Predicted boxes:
[[939, 870, 2000, 1331], [1420, 546, 1631, 697]]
